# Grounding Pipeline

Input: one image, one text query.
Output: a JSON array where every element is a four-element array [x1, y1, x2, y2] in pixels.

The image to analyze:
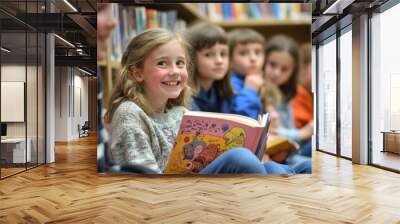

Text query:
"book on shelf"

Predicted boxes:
[[146, 9, 158, 29], [206, 3, 223, 21], [110, 4, 122, 62], [248, 3, 262, 19], [222, 3, 233, 20], [135, 7, 146, 33], [163, 111, 271, 174], [108, 4, 187, 62]]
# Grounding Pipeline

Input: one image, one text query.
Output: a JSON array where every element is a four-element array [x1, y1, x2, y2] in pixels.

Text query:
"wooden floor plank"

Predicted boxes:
[[0, 134, 400, 223]]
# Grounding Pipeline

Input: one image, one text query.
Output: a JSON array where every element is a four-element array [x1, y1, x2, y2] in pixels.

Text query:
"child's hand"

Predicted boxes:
[[244, 73, 264, 91], [267, 105, 279, 134], [261, 153, 270, 163], [271, 151, 289, 163], [299, 120, 313, 140]]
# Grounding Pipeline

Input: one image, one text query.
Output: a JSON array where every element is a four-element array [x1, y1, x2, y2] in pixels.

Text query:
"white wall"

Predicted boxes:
[[1, 64, 46, 164], [1, 65, 33, 138], [1, 82, 25, 122], [54, 67, 89, 141], [75, 70, 89, 139], [1, 65, 26, 81], [55, 67, 69, 141]]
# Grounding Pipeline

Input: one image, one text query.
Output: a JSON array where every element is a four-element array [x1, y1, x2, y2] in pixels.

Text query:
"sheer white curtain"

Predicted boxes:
[[340, 29, 352, 158], [318, 37, 337, 154]]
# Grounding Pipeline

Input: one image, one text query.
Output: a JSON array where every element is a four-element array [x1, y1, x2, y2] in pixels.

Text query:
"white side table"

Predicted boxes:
[[381, 131, 400, 154]]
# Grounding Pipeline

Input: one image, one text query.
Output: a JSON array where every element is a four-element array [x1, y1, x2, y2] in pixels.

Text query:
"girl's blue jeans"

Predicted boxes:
[[199, 148, 295, 175]]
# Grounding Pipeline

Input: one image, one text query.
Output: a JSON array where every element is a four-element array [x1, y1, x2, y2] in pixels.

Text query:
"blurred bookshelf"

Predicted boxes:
[[99, 3, 311, 107], [194, 3, 312, 45], [214, 19, 310, 27], [191, 3, 311, 22]]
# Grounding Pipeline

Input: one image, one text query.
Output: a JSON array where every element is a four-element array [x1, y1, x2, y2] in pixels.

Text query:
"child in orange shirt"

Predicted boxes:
[[291, 44, 313, 129], [262, 35, 312, 173]]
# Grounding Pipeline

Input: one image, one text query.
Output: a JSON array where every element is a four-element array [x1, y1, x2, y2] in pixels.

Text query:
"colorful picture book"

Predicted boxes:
[[164, 111, 271, 174]]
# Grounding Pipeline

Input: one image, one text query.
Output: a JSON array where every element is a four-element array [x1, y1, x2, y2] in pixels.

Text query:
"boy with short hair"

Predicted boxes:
[[228, 28, 265, 119]]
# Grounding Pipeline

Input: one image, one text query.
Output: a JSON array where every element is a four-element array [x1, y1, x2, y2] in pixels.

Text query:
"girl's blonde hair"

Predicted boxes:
[[104, 28, 192, 123]]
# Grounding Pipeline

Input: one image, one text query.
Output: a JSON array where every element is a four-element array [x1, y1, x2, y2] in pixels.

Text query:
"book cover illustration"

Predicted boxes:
[[266, 136, 299, 156], [164, 116, 260, 174]]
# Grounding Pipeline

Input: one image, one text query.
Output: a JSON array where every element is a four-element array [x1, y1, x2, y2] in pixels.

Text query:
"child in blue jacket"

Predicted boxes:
[[228, 28, 266, 119]]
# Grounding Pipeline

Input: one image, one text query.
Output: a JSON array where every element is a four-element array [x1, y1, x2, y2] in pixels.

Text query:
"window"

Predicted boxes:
[[339, 27, 352, 158], [371, 2, 400, 171], [317, 35, 337, 154], [0, 0, 47, 179]]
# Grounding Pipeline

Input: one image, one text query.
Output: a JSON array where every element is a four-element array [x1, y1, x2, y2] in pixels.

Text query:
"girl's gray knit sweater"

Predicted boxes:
[[110, 100, 186, 173]]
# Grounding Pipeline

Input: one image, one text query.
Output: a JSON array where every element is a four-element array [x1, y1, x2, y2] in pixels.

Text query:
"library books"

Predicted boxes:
[[194, 3, 311, 21], [110, 4, 187, 62]]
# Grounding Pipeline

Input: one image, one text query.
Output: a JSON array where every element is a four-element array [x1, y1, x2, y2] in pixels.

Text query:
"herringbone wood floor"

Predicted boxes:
[[1, 135, 400, 223]]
